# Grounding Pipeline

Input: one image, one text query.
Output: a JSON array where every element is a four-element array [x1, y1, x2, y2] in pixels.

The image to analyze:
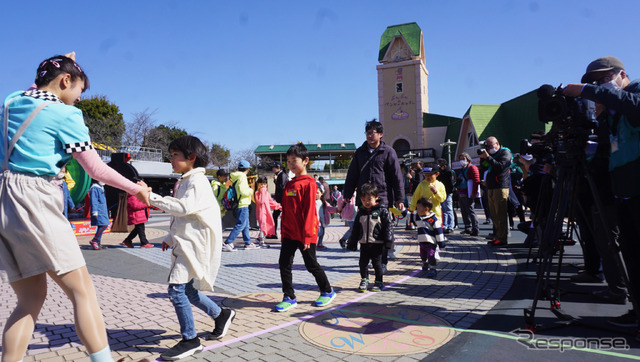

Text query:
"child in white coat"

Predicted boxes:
[[148, 136, 235, 361]]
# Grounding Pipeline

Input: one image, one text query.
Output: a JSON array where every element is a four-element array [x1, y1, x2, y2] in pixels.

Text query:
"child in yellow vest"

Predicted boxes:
[[409, 163, 447, 228]]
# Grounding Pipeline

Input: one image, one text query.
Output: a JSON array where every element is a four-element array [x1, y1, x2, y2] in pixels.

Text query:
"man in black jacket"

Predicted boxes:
[[268, 162, 288, 239], [342, 120, 405, 210], [479, 136, 512, 247], [341, 120, 405, 272]]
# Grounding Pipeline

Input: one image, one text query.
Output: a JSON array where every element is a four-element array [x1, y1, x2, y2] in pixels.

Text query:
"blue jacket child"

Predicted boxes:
[[89, 182, 109, 249]]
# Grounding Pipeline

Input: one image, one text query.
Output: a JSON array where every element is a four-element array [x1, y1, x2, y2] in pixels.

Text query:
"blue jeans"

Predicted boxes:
[[92, 225, 108, 243], [168, 280, 221, 340], [441, 193, 455, 230], [341, 220, 354, 241], [225, 207, 251, 244], [317, 225, 325, 246]]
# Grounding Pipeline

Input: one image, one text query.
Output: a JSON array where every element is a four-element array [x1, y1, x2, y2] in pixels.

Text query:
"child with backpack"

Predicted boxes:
[[211, 169, 229, 217], [254, 176, 281, 247], [222, 160, 259, 251]]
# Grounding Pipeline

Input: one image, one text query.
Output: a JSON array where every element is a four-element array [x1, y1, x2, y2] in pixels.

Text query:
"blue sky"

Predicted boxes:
[[2, 1, 639, 155]]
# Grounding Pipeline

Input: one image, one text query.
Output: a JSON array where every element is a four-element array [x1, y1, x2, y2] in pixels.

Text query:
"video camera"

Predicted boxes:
[[519, 84, 598, 161]]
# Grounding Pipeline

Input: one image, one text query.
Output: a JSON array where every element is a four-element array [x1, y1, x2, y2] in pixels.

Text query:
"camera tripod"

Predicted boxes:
[[523, 154, 639, 333]]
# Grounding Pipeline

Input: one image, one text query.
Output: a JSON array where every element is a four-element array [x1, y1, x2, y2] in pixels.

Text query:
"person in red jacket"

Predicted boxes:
[[275, 143, 335, 312], [122, 178, 153, 249]]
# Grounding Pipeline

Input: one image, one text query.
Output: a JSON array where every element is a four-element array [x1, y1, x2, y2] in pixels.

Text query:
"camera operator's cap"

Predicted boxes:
[[271, 161, 282, 169], [423, 163, 439, 174], [238, 160, 250, 170], [581, 56, 625, 83]]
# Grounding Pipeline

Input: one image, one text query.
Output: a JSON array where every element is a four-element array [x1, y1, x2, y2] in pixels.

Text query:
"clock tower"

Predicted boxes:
[[376, 22, 429, 155]]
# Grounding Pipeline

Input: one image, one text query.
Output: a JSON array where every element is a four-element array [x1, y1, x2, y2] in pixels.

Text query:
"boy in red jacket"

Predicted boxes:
[[276, 143, 336, 312]]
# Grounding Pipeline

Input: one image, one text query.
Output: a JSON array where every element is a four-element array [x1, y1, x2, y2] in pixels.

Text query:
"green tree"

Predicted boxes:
[[323, 159, 351, 170], [75, 95, 124, 146], [143, 123, 188, 161], [209, 143, 231, 168]]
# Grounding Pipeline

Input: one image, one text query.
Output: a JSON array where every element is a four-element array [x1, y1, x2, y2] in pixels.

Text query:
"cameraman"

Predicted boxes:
[[478, 137, 512, 247], [565, 56, 640, 327]]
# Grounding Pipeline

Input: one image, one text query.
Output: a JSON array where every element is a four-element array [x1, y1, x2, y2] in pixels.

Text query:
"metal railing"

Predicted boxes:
[[95, 146, 164, 163]]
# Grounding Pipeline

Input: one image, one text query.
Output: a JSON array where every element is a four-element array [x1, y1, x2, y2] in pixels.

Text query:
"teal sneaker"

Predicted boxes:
[[371, 281, 384, 292], [358, 278, 369, 293], [275, 296, 297, 312], [314, 288, 336, 307]]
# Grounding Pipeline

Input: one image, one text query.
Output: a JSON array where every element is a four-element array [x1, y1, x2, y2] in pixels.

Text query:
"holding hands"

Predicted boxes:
[[135, 180, 152, 206]]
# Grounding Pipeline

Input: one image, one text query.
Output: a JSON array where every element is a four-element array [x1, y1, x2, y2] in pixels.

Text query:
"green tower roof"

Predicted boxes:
[[379, 22, 422, 62]]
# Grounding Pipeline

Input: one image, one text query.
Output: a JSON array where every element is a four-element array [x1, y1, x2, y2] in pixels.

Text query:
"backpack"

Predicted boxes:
[[222, 180, 239, 210]]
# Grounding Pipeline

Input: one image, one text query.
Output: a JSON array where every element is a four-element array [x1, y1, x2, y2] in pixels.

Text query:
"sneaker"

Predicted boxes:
[[371, 281, 384, 292], [90, 241, 100, 250], [208, 309, 236, 340], [258, 241, 270, 248], [314, 288, 336, 307], [427, 268, 438, 278], [316, 244, 325, 249], [244, 243, 260, 250], [443, 229, 452, 234], [122, 240, 134, 248], [470, 230, 479, 237], [339, 239, 346, 249], [608, 310, 638, 328], [275, 296, 297, 312], [382, 264, 388, 275], [222, 243, 236, 252], [358, 278, 369, 292], [592, 289, 627, 304], [483, 220, 492, 225], [160, 337, 202, 361], [570, 272, 603, 283], [488, 239, 507, 247], [388, 250, 396, 259], [461, 229, 471, 234], [437, 240, 446, 249], [140, 244, 154, 249]]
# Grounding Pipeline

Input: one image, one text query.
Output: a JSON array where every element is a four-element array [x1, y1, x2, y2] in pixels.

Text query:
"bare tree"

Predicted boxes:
[[230, 148, 257, 170], [122, 108, 158, 148]]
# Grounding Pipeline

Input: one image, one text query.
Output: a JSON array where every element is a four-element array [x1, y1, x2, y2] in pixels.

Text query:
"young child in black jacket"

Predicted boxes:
[[347, 183, 393, 292]]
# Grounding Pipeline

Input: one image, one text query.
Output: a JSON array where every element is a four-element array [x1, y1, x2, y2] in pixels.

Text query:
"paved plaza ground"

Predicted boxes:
[[1, 210, 639, 361]]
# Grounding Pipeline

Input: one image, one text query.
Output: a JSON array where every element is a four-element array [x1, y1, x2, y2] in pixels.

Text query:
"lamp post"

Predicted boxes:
[[439, 139, 457, 166]]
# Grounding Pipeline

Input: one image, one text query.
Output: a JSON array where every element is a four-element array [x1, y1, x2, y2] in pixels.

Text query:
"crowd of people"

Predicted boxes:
[[1, 52, 639, 361]]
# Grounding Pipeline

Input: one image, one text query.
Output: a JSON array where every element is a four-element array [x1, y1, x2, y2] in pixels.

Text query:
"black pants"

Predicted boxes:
[[359, 243, 384, 282], [279, 238, 332, 299], [124, 223, 149, 245], [272, 210, 281, 236], [617, 196, 640, 306]]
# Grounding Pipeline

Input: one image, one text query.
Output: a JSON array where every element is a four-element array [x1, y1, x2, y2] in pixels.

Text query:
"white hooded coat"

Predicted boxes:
[[150, 167, 222, 291]]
